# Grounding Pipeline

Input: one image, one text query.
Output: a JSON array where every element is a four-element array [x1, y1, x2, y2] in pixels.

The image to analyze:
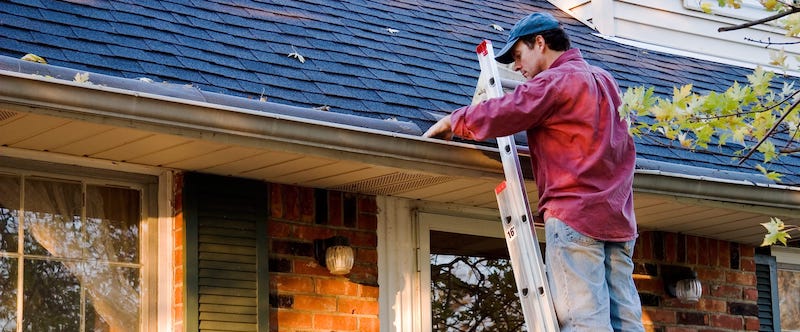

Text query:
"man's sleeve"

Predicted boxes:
[[450, 75, 559, 141]]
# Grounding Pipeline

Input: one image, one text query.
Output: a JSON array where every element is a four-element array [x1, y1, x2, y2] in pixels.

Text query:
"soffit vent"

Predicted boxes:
[[332, 172, 454, 195], [0, 110, 18, 123]]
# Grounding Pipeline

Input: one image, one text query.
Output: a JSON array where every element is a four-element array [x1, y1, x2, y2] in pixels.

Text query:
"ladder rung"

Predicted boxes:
[[500, 78, 522, 90]]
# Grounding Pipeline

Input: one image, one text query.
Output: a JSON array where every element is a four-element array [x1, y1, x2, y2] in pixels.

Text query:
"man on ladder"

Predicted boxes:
[[423, 12, 645, 332]]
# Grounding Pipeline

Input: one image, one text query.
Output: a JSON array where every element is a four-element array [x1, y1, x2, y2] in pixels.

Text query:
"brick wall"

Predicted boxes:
[[634, 231, 760, 332], [172, 172, 185, 332], [172, 176, 378, 331], [268, 183, 380, 332]]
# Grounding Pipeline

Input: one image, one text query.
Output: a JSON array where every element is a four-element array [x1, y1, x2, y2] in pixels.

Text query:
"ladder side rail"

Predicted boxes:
[[475, 40, 560, 332]]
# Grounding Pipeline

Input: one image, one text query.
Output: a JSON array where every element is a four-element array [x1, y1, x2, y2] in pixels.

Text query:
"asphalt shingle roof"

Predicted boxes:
[[1, 0, 799, 184]]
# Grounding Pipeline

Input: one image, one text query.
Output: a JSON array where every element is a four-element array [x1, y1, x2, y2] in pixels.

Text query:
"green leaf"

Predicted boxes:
[[761, 217, 790, 246], [757, 140, 777, 163]]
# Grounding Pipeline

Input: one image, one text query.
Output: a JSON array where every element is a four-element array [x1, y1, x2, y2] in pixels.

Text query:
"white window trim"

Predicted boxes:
[[416, 212, 505, 332]]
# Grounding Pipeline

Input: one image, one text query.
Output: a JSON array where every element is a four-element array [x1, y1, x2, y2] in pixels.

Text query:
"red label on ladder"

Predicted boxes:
[[476, 40, 490, 56], [495, 180, 507, 194]]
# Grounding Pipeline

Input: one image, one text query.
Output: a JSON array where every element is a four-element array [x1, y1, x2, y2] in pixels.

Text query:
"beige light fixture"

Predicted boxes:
[[663, 265, 703, 303], [673, 278, 703, 303], [314, 236, 354, 275]]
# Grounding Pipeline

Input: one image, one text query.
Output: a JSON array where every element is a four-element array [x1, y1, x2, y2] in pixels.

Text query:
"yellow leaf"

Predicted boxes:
[[74, 72, 90, 83], [21, 53, 47, 64], [701, 2, 713, 13]]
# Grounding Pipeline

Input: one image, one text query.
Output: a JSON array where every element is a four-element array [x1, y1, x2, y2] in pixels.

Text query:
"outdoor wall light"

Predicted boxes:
[[663, 265, 703, 303], [314, 236, 354, 275]]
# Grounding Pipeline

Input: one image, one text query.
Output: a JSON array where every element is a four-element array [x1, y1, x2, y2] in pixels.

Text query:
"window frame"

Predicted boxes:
[[416, 212, 507, 332], [683, 0, 776, 23], [0, 158, 159, 331]]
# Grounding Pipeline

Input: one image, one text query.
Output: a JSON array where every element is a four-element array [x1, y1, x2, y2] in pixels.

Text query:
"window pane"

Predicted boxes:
[[0, 257, 17, 331], [85, 185, 140, 263], [23, 259, 81, 331], [430, 231, 525, 331], [85, 266, 141, 332], [0, 175, 20, 252], [23, 179, 82, 258]]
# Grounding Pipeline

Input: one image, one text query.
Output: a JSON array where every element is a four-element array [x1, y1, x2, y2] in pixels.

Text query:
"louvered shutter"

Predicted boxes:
[[184, 173, 269, 332], [755, 254, 780, 332]]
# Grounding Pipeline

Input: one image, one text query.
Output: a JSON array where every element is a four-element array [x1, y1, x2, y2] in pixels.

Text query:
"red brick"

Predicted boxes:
[[740, 245, 755, 258], [314, 313, 358, 330], [338, 297, 379, 315], [293, 294, 337, 312], [300, 187, 314, 222], [698, 298, 726, 313], [726, 270, 756, 286], [360, 285, 379, 298], [359, 317, 380, 332], [293, 259, 328, 276], [268, 220, 291, 238], [358, 213, 378, 231], [283, 185, 301, 221], [277, 310, 313, 329], [665, 232, 678, 263], [743, 287, 759, 301], [294, 224, 333, 241], [328, 191, 343, 226], [635, 232, 652, 260], [359, 196, 378, 213], [351, 230, 378, 247], [740, 257, 756, 272], [270, 184, 283, 218], [696, 267, 725, 283], [642, 308, 676, 324], [357, 248, 378, 264], [634, 277, 663, 294], [709, 313, 743, 329], [664, 328, 697, 332], [316, 278, 359, 296], [744, 317, 760, 330], [710, 284, 741, 298], [717, 240, 731, 269], [686, 236, 698, 264], [272, 275, 315, 293], [698, 238, 712, 265]]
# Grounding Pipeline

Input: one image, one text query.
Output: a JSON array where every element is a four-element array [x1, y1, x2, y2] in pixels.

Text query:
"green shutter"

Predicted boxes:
[[755, 254, 780, 332], [185, 173, 269, 332]]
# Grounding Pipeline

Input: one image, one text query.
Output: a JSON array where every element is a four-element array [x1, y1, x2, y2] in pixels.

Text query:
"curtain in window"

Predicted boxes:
[[0, 178, 140, 331]]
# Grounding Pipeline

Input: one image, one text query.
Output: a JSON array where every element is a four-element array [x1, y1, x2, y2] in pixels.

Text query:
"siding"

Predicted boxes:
[[554, 0, 800, 70]]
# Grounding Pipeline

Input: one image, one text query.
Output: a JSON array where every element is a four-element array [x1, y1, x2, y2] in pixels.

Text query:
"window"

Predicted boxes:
[[772, 246, 800, 331], [684, 0, 777, 23], [417, 213, 538, 332], [0, 171, 146, 331]]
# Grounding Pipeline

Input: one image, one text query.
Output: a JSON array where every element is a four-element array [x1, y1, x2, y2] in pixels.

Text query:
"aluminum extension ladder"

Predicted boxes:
[[472, 40, 560, 332]]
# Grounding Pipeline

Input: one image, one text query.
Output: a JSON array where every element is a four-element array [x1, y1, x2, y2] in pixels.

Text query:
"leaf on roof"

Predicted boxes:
[[288, 45, 306, 63], [74, 72, 91, 84], [21, 53, 47, 64], [313, 105, 330, 111], [137, 77, 154, 83], [491, 24, 504, 31], [386, 28, 399, 34]]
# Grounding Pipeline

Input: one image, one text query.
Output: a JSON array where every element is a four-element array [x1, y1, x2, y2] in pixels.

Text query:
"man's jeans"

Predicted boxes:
[[544, 217, 645, 332]]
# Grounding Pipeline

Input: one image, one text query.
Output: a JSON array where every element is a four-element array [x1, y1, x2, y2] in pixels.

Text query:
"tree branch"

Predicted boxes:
[[739, 97, 800, 164], [718, 7, 800, 32]]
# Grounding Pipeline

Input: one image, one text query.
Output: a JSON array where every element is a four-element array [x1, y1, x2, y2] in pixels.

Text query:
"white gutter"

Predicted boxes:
[[1, 69, 798, 211], [0, 70, 504, 180]]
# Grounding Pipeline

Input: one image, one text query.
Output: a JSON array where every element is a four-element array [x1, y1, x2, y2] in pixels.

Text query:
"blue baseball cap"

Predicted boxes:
[[495, 12, 560, 64]]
